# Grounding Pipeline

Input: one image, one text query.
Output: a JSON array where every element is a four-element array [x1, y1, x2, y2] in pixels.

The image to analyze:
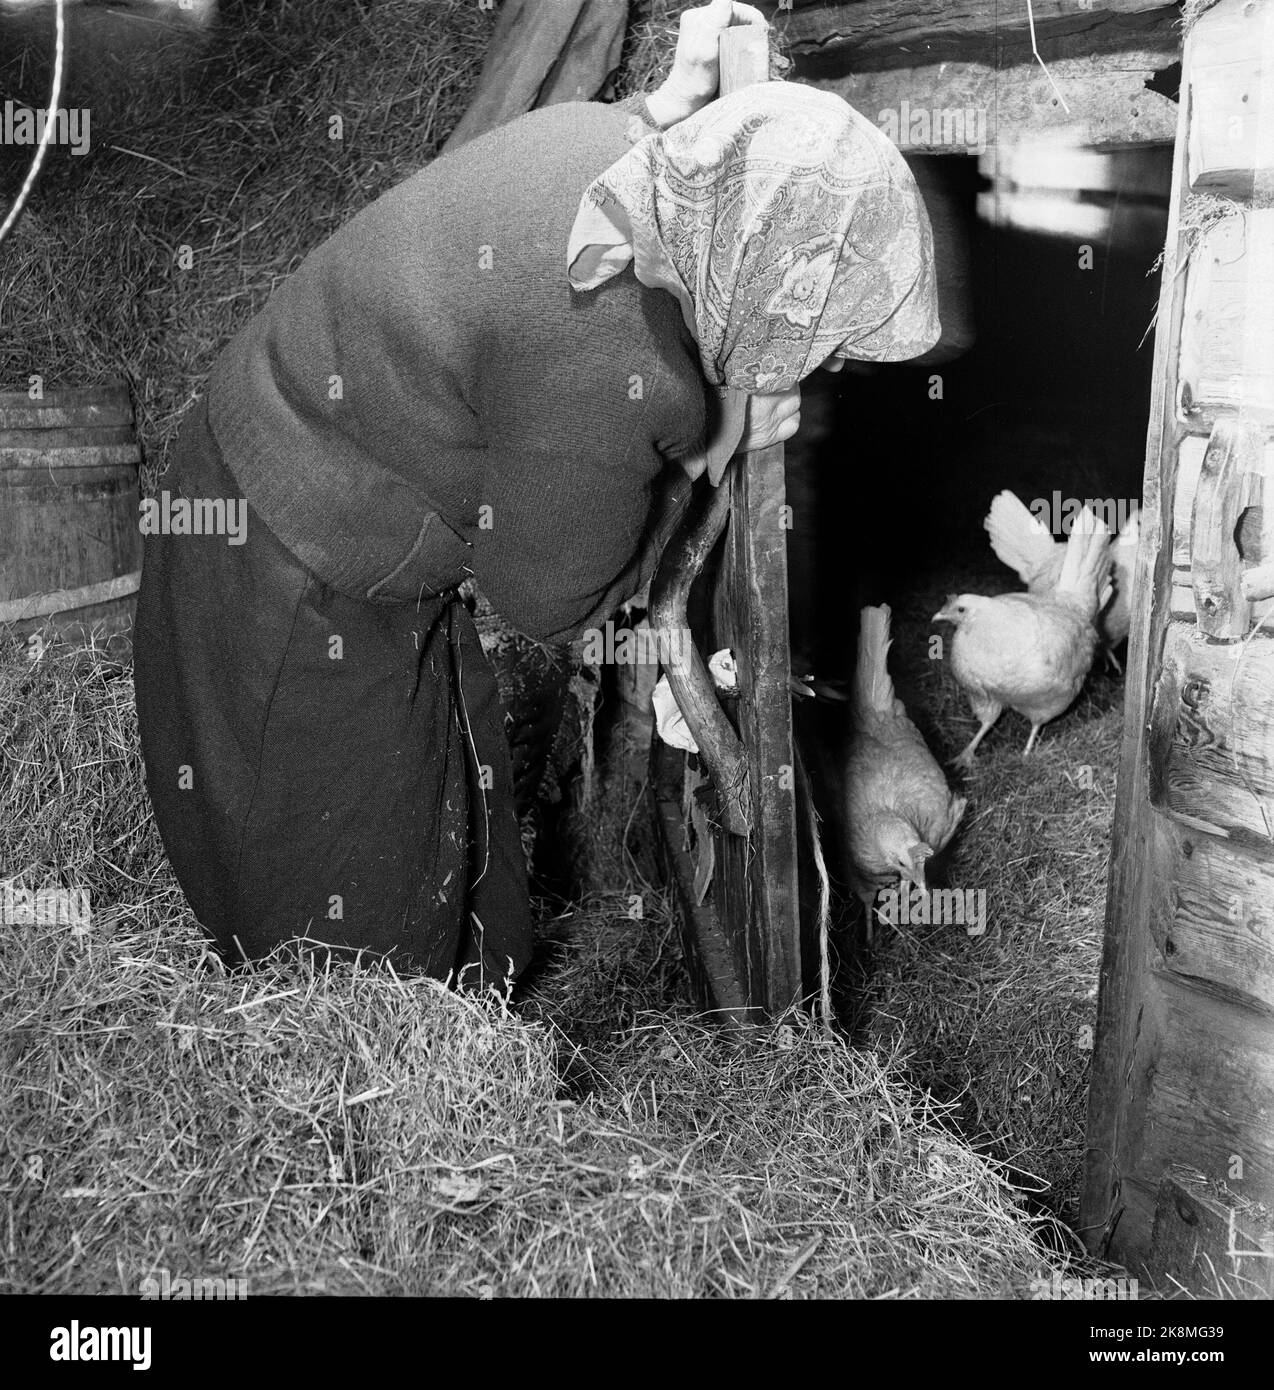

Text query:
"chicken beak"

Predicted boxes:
[[905, 845, 932, 893], [933, 593, 959, 623]]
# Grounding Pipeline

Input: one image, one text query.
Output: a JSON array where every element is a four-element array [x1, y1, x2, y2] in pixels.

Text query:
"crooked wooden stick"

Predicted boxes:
[[649, 472, 751, 836], [646, 23, 774, 841]]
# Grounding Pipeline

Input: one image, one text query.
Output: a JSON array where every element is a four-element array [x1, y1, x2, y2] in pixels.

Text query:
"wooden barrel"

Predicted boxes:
[[0, 382, 143, 653]]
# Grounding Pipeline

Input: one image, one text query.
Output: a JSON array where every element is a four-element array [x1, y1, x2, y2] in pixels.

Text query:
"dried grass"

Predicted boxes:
[[1, 0, 497, 480], [0, 638, 1075, 1298]]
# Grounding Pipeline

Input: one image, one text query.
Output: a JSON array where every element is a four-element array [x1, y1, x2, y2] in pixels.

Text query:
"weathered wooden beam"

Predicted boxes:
[[707, 24, 803, 1016], [1083, 0, 1274, 1281], [802, 38, 1180, 150], [1080, 0, 1192, 1281], [1149, 623, 1274, 851], [764, 0, 1177, 64], [1149, 1168, 1274, 1297], [711, 443, 803, 1016]]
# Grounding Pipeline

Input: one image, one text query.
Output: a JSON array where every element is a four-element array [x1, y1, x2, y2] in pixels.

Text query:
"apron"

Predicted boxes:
[[133, 397, 532, 985]]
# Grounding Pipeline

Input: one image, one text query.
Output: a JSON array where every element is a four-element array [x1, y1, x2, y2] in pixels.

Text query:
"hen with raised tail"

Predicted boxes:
[[937, 504, 1112, 766], [844, 605, 967, 934], [985, 489, 1138, 666]]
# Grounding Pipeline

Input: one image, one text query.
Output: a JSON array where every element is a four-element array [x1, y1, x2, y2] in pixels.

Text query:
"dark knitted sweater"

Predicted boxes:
[[205, 93, 706, 644]]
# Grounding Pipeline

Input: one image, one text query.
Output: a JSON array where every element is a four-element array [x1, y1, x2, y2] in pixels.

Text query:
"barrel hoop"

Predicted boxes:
[[0, 424, 139, 449], [0, 570, 142, 623], [0, 384, 133, 427], [0, 443, 142, 470]]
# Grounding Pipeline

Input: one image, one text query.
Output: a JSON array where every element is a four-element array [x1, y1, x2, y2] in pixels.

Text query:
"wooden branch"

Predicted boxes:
[[649, 474, 751, 837]]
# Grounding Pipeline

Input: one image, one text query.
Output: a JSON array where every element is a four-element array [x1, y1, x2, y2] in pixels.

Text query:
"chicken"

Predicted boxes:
[[844, 605, 967, 934], [936, 504, 1112, 767], [984, 490, 1139, 668]]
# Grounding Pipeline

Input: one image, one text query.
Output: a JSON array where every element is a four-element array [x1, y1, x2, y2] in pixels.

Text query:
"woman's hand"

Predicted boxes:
[[738, 385, 801, 453], [645, 0, 769, 128]]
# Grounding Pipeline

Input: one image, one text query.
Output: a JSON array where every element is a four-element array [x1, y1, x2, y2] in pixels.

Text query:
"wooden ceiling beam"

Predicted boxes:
[[760, 1, 1181, 69]]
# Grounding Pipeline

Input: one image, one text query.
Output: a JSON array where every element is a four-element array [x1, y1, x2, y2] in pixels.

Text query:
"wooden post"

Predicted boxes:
[[1081, 0, 1274, 1283], [650, 22, 804, 1020], [711, 24, 802, 1015]]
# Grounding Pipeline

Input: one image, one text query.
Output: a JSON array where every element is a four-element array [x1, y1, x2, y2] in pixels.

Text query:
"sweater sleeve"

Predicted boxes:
[[609, 91, 667, 135]]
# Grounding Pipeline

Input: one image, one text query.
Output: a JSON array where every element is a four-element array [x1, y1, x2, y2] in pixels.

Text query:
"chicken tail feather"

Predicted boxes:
[[854, 604, 896, 719], [1115, 507, 1141, 556], [1056, 504, 1113, 619], [985, 490, 1057, 586]]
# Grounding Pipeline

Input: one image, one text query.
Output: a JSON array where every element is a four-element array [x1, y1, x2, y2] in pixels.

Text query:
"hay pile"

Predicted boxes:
[[0, 0, 688, 480], [1, 641, 1076, 1298], [1, 0, 494, 472]]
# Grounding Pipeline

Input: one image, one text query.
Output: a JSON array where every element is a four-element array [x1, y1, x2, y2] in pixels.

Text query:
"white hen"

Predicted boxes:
[[936, 505, 1113, 766]]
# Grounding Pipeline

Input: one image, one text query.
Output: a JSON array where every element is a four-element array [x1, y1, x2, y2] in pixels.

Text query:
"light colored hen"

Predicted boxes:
[[984, 489, 1139, 667], [844, 605, 967, 934], [936, 504, 1112, 767]]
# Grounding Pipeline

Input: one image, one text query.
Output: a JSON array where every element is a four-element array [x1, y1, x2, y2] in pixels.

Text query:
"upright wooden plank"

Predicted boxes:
[[712, 444, 803, 1014], [1082, 0, 1274, 1280], [1081, 0, 1200, 1272], [711, 25, 803, 1016], [649, 24, 803, 1019]]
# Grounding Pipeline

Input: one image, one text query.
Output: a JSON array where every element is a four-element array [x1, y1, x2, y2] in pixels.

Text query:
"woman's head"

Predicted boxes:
[[568, 82, 941, 393]]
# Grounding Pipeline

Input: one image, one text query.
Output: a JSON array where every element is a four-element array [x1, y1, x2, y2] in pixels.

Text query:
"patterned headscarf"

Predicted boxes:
[[568, 82, 941, 480]]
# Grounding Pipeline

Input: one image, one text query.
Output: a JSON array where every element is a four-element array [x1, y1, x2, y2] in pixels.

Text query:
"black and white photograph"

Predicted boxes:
[[1, 0, 1271, 1342]]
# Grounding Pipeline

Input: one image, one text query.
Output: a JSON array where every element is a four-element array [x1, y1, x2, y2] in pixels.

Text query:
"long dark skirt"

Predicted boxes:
[[133, 399, 532, 985]]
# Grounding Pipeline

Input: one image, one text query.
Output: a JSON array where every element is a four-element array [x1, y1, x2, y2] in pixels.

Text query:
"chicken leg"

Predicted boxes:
[[953, 710, 1000, 770], [858, 888, 879, 945]]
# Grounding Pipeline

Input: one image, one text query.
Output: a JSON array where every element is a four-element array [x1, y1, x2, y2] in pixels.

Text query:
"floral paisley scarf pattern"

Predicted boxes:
[[568, 81, 941, 479]]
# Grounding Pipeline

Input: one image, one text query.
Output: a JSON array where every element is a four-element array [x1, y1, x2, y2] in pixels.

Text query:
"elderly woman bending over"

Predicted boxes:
[[133, 0, 939, 984]]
